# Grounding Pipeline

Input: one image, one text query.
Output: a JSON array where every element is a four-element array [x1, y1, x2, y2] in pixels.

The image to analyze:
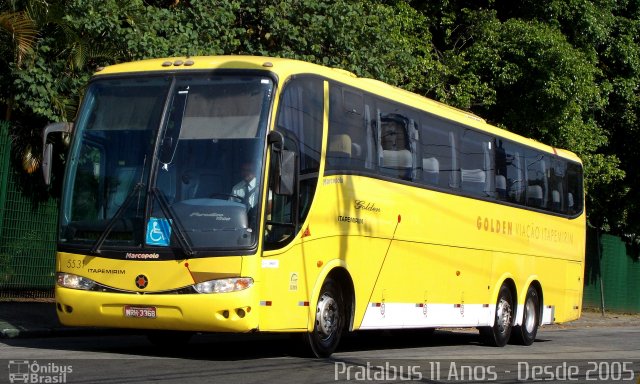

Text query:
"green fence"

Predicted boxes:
[[0, 122, 9, 239], [0, 121, 58, 298], [583, 231, 640, 313]]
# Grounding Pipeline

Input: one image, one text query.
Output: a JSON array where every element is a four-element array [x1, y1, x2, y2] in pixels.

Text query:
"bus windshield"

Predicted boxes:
[[60, 73, 274, 254]]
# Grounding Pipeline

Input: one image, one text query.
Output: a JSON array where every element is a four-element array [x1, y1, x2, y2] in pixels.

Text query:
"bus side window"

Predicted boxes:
[[525, 151, 548, 209], [268, 76, 323, 249], [496, 140, 525, 205], [419, 116, 455, 189], [460, 129, 494, 197], [379, 112, 412, 180], [326, 84, 369, 172], [566, 162, 583, 215], [548, 158, 567, 213]]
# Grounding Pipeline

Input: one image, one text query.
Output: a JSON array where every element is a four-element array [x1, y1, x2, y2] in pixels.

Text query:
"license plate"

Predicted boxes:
[[124, 305, 157, 319]]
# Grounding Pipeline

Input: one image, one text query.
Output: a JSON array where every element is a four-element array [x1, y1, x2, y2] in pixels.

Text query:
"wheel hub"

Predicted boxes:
[[496, 298, 512, 333], [316, 293, 338, 339]]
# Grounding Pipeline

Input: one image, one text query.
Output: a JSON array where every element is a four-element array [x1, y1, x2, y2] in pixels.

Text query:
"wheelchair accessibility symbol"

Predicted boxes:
[[146, 217, 172, 246]]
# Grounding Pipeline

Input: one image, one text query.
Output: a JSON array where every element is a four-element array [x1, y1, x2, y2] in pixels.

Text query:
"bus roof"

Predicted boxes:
[[95, 55, 581, 163]]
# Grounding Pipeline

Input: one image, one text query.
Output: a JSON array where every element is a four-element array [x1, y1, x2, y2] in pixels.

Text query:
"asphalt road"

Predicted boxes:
[[1, 326, 639, 383]]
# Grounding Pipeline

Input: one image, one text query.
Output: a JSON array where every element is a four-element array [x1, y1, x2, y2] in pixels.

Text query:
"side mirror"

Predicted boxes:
[[268, 131, 295, 196], [42, 122, 73, 185], [42, 143, 53, 185]]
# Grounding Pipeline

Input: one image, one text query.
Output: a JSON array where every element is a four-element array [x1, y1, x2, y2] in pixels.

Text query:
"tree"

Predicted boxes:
[[233, 0, 439, 90], [0, 3, 37, 121], [1, 0, 108, 173], [484, 0, 640, 244], [2, 0, 639, 243], [412, 0, 627, 236], [592, 1, 640, 242]]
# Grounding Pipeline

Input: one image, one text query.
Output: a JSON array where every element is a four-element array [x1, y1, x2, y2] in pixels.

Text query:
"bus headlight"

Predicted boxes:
[[56, 272, 96, 291], [193, 277, 253, 294]]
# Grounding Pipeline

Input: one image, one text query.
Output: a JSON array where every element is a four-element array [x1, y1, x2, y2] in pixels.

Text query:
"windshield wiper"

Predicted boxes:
[[90, 182, 145, 255], [151, 187, 195, 257]]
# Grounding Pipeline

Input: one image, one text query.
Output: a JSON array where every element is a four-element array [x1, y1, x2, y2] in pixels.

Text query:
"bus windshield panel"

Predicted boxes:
[[60, 74, 274, 255]]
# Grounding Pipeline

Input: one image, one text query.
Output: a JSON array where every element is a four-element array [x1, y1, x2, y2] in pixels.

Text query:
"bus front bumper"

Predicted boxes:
[[55, 285, 259, 333]]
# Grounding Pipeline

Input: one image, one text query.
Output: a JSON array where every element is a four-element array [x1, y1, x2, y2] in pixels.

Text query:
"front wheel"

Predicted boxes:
[[511, 285, 540, 345], [480, 284, 514, 347], [305, 278, 346, 358]]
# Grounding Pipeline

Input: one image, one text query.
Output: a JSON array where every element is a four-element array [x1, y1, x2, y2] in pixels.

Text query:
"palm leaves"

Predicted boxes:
[[0, 2, 110, 173], [0, 10, 37, 66]]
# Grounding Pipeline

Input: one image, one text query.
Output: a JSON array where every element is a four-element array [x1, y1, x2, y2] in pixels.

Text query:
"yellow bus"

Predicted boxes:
[[43, 56, 585, 357]]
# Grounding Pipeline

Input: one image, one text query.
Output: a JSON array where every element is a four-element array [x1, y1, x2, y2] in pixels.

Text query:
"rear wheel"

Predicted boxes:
[[305, 278, 346, 358], [511, 285, 539, 345], [480, 284, 514, 347]]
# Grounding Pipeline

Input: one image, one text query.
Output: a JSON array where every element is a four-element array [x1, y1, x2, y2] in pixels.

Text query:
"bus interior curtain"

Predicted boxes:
[[409, 119, 418, 180], [449, 131, 460, 188], [376, 109, 383, 166], [483, 141, 492, 194], [365, 104, 374, 169]]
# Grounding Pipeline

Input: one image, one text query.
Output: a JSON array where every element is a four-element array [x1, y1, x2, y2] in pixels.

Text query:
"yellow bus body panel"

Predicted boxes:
[[56, 252, 259, 332]]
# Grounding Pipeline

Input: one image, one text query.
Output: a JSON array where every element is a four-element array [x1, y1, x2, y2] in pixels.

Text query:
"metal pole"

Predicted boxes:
[[596, 230, 605, 316]]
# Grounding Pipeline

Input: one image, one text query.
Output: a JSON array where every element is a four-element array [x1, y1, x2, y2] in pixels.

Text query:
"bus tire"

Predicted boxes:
[[305, 278, 345, 358], [481, 284, 514, 347], [511, 285, 539, 346]]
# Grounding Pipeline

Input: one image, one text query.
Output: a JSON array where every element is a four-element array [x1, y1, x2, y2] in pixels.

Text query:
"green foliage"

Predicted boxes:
[[12, 43, 88, 121], [64, 0, 243, 60], [233, 0, 439, 91], [0, 9, 37, 65], [417, 1, 632, 236], [1, 0, 639, 240], [464, 16, 613, 166], [591, 1, 640, 237]]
